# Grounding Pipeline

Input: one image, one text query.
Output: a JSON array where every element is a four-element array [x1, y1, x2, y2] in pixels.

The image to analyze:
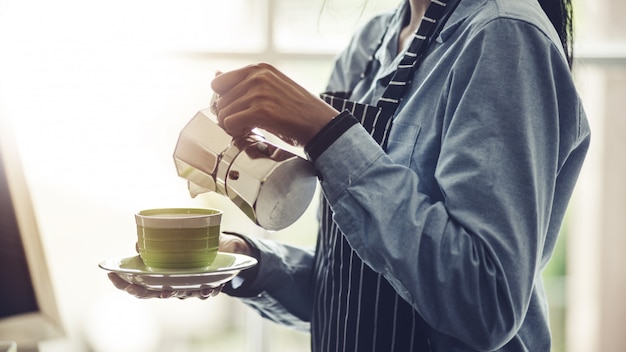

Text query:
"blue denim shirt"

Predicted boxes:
[[226, 0, 591, 350]]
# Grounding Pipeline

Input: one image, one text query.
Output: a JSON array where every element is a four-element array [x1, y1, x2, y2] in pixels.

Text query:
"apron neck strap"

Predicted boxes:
[[376, 0, 460, 113]]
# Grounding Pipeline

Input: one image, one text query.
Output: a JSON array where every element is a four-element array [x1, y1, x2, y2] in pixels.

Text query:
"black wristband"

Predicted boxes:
[[304, 110, 359, 162]]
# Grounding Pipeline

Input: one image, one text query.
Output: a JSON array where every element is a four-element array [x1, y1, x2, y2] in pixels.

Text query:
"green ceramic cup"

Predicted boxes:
[[135, 208, 222, 269]]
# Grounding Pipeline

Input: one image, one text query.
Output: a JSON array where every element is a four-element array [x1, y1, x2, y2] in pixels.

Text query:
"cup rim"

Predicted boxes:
[[136, 207, 222, 218], [135, 208, 222, 228]]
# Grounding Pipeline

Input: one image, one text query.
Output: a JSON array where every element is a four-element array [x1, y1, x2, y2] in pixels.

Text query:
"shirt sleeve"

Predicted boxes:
[[221, 233, 316, 331], [312, 19, 589, 350]]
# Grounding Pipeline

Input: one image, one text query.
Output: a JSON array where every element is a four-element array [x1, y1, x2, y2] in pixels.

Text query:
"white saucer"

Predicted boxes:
[[99, 252, 257, 290]]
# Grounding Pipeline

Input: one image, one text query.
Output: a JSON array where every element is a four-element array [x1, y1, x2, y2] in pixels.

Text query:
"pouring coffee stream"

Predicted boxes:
[[173, 98, 317, 231]]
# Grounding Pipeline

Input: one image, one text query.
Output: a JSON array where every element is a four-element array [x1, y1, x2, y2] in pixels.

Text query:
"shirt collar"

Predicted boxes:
[[437, 0, 488, 43], [373, 1, 409, 78]]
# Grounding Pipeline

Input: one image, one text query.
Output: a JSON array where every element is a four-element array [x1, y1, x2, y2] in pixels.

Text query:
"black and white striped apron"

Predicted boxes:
[[311, 1, 459, 351]]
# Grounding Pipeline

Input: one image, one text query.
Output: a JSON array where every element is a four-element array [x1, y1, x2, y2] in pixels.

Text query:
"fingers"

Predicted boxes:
[[214, 106, 256, 138], [107, 273, 222, 300], [199, 288, 215, 299], [210, 90, 251, 136], [219, 232, 252, 256], [161, 287, 221, 300], [107, 274, 159, 299], [210, 64, 260, 95], [209, 63, 336, 146], [126, 284, 164, 299], [108, 272, 130, 290], [212, 90, 258, 136], [210, 63, 282, 136], [198, 285, 222, 300]]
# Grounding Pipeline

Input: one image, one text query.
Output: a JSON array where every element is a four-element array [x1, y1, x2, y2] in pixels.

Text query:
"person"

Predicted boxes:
[[109, 0, 591, 350]]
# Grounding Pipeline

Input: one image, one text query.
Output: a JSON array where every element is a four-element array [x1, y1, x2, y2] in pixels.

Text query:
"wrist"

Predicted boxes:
[[301, 103, 339, 146], [304, 110, 359, 162]]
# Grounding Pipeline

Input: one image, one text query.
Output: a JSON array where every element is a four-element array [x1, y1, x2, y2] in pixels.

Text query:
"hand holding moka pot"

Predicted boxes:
[[173, 102, 317, 231]]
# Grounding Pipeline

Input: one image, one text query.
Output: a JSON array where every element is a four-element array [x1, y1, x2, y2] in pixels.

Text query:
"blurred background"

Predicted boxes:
[[0, 0, 624, 351]]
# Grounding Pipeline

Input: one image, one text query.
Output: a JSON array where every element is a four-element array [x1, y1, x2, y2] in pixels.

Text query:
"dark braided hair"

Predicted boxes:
[[537, 0, 575, 68]]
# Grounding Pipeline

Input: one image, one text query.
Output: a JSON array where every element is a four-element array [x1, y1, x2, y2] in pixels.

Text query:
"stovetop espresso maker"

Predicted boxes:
[[173, 104, 317, 231]]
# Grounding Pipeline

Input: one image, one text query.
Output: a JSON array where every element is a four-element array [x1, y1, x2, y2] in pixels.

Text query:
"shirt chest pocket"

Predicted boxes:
[[386, 122, 421, 166]]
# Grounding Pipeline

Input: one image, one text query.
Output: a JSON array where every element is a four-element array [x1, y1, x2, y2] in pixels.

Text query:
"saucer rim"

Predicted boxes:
[[98, 252, 257, 276]]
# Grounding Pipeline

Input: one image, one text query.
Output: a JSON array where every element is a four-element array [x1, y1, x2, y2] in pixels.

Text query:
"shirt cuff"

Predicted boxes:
[[304, 110, 359, 162]]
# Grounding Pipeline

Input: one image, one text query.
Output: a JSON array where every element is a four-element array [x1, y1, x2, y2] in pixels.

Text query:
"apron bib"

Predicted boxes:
[[312, 1, 459, 351]]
